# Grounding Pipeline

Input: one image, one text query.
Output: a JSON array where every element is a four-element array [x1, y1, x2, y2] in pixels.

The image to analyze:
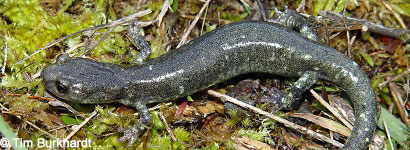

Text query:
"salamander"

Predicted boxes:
[[41, 21, 377, 149]]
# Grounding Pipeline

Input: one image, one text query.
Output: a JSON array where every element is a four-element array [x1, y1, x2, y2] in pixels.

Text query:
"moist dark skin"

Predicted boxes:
[[41, 21, 377, 149]]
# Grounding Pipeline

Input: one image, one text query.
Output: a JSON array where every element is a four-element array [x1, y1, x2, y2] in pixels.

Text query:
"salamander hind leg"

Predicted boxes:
[[273, 7, 319, 42], [118, 102, 152, 148], [128, 20, 152, 65], [281, 71, 319, 108]]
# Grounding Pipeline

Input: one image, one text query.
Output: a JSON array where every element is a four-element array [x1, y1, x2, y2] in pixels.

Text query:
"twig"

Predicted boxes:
[[177, 0, 211, 48], [15, 9, 153, 64], [388, 83, 410, 128], [207, 90, 344, 148], [296, 0, 306, 13], [256, 0, 267, 21], [349, 35, 357, 53], [382, 1, 407, 29], [200, 0, 210, 35], [157, 0, 170, 26], [158, 112, 177, 142], [64, 110, 99, 140], [378, 68, 410, 88], [319, 11, 410, 40], [1, 41, 7, 75], [3, 93, 55, 101], [65, 43, 85, 55], [48, 99, 82, 115], [383, 120, 395, 150], [239, 0, 252, 13], [310, 89, 353, 130], [0, 103, 56, 139], [80, 26, 115, 56], [342, 2, 351, 57], [180, 15, 230, 24]]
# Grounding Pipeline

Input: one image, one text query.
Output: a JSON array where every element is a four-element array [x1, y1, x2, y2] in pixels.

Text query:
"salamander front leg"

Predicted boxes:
[[118, 102, 152, 148], [281, 71, 319, 108], [128, 20, 152, 65]]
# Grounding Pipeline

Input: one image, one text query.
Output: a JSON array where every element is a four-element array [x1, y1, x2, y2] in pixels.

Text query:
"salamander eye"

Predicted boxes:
[[55, 80, 69, 94]]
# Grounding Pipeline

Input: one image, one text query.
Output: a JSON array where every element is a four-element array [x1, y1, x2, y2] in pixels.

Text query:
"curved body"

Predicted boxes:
[[42, 21, 377, 149]]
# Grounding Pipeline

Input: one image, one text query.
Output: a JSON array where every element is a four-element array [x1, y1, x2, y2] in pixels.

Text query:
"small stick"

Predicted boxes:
[[310, 89, 353, 130], [177, 0, 211, 48], [296, 0, 306, 13], [319, 11, 410, 40], [382, 1, 407, 29], [180, 15, 230, 24], [388, 83, 410, 128], [48, 100, 82, 115], [378, 68, 410, 88], [158, 112, 177, 142], [200, 0, 210, 35], [207, 90, 344, 148], [64, 110, 99, 140], [157, 0, 170, 26], [80, 26, 115, 56], [342, 2, 352, 57], [16, 9, 153, 64], [383, 120, 395, 150], [3, 93, 55, 101]]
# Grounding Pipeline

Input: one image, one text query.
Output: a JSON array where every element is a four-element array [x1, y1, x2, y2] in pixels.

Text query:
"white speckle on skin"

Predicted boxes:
[[360, 113, 366, 118], [179, 86, 184, 94], [364, 128, 369, 131], [222, 41, 282, 50], [225, 55, 229, 60], [138, 69, 184, 83], [352, 61, 359, 66], [304, 55, 312, 59], [340, 67, 359, 83], [365, 138, 369, 142], [351, 76, 359, 83], [360, 113, 368, 122], [361, 91, 367, 97], [73, 83, 83, 88], [72, 84, 83, 94], [128, 93, 134, 98], [287, 46, 296, 52], [149, 65, 153, 70], [314, 67, 319, 71], [240, 35, 245, 38], [270, 53, 276, 61]]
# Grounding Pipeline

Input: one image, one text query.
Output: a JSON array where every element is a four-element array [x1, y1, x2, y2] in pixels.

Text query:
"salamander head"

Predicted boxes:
[[41, 54, 124, 104]]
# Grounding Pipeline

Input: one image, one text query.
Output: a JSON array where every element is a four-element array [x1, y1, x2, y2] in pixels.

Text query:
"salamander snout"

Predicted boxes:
[[41, 54, 124, 104], [41, 64, 79, 102]]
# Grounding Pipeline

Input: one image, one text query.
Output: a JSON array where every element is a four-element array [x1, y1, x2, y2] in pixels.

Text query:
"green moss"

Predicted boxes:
[[237, 129, 268, 142], [149, 27, 168, 58], [225, 109, 241, 128], [0, 0, 108, 94], [61, 116, 84, 125], [221, 11, 248, 22], [312, 0, 358, 16]]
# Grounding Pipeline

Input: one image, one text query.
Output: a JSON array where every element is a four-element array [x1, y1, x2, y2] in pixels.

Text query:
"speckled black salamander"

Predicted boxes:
[[41, 21, 377, 149]]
